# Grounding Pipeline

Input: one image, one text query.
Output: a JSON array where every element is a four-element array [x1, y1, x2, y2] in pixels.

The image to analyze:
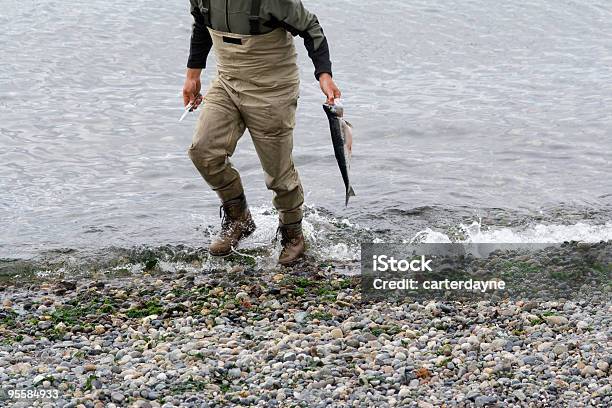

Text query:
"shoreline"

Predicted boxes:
[[1, 261, 610, 407]]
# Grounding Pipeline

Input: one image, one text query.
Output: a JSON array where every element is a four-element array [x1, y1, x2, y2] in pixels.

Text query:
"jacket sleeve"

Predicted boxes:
[[266, 0, 333, 79], [187, 1, 213, 69]]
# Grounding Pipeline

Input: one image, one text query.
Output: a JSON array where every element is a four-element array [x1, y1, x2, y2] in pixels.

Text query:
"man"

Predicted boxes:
[[183, 0, 341, 266]]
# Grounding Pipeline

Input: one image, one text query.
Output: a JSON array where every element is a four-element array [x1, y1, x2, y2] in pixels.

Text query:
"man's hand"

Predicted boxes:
[[183, 68, 203, 110], [319, 73, 341, 105]]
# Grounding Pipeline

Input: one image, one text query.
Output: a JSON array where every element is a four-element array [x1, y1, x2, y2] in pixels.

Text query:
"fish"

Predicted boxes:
[[323, 100, 355, 206]]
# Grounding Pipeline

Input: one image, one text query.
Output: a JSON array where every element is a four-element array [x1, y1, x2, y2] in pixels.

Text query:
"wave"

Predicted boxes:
[[412, 220, 612, 244]]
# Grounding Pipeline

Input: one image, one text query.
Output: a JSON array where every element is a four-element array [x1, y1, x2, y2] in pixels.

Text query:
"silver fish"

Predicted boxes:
[[323, 101, 355, 206]]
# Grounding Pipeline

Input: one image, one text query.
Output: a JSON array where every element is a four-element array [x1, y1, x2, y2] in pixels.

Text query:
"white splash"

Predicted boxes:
[[239, 204, 361, 262], [412, 220, 612, 244]]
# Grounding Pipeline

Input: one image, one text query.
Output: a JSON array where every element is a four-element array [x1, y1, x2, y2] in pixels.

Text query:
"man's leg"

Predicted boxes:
[[188, 77, 246, 202], [188, 77, 255, 255], [240, 89, 304, 224], [240, 84, 305, 265]]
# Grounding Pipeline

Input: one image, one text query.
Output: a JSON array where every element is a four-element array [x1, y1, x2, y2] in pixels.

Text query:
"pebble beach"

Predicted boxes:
[[1, 252, 610, 408]]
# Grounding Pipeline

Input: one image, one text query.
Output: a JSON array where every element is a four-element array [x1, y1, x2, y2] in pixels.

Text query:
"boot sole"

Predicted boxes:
[[209, 224, 256, 257]]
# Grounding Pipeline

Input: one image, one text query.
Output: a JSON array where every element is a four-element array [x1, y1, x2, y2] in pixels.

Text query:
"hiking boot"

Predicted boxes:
[[209, 195, 256, 256], [278, 221, 305, 266]]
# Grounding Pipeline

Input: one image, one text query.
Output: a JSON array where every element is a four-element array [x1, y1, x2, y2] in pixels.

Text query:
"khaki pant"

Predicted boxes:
[[188, 28, 303, 225]]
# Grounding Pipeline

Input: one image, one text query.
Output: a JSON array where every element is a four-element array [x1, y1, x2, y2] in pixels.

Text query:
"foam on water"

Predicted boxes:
[[240, 204, 362, 263], [236, 207, 612, 264], [412, 220, 612, 244]]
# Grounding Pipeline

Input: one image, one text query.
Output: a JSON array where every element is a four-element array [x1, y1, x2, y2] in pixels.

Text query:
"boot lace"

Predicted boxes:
[[219, 205, 236, 236]]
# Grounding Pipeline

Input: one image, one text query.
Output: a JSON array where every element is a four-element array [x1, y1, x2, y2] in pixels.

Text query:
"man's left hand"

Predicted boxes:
[[319, 73, 341, 105]]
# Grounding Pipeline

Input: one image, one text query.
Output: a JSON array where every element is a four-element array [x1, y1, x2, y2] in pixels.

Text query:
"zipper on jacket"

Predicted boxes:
[[225, 0, 231, 32]]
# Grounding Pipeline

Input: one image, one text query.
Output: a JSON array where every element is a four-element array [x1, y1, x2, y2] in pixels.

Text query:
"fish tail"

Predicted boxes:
[[345, 185, 356, 206]]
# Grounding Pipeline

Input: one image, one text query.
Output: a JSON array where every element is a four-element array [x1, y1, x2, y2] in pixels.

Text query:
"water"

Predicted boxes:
[[1, 0, 611, 269]]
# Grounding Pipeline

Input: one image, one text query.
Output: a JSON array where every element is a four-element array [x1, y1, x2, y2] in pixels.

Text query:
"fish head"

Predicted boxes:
[[322, 102, 344, 118]]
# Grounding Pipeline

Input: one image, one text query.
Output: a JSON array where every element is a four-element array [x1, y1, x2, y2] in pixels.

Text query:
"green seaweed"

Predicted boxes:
[[371, 325, 402, 337], [83, 375, 98, 391], [126, 299, 163, 318], [0, 309, 18, 328], [309, 311, 333, 321], [51, 305, 94, 325], [530, 318, 543, 325], [170, 376, 208, 394]]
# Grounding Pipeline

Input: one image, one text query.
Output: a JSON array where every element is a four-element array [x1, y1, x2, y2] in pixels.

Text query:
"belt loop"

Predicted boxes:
[[249, 0, 261, 34]]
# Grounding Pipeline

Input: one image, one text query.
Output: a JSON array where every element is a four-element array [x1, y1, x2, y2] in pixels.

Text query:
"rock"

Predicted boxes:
[[491, 338, 506, 351], [398, 387, 411, 398], [581, 366, 596, 376], [460, 342, 472, 352], [110, 392, 124, 403], [596, 361, 609, 372], [283, 352, 296, 362], [475, 395, 497, 407], [33, 374, 46, 384], [513, 390, 526, 401], [522, 301, 537, 311], [346, 336, 360, 348], [331, 328, 344, 339], [522, 356, 538, 366], [332, 386, 348, 399], [21, 336, 34, 345], [424, 302, 440, 316], [537, 342, 553, 352], [147, 391, 159, 400], [37, 321, 52, 330], [168, 350, 183, 362], [544, 316, 568, 326], [405, 330, 418, 338], [294, 312, 308, 324], [592, 384, 610, 398], [267, 300, 281, 310], [93, 325, 106, 335], [465, 390, 480, 401], [576, 320, 589, 330], [552, 345, 568, 355], [467, 335, 480, 346], [228, 368, 241, 378], [84, 364, 96, 372]]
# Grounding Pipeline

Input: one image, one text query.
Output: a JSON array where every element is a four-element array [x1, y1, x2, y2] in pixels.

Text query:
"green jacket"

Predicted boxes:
[[187, 0, 332, 79]]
